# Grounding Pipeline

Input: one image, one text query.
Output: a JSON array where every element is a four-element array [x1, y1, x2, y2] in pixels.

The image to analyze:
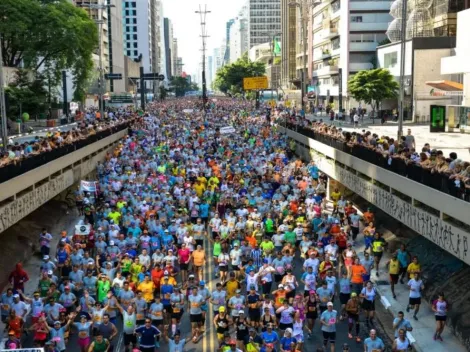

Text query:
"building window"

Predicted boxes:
[[127, 50, 131, 56], [134, 50, 138, 56], [133, 43, 138, 48], [133, 18, 137, 24], [131, 2, 136, 7], [127, 42, 131, 48], [133, 26, 137, 32], [126, 18, 130, 24], [133, 34, 137, 40], [126, 34, 130, 40], [351, 16, 363, 22], [384, 51, 398, 68], [125, 10, 129, 16]]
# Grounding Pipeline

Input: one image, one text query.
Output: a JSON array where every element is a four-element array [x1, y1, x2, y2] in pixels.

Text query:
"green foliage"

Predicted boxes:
[[214, 53, 266, 95], [169, 77, 199, 97], [0, 0, 98, 103], [5, 69, 49, 120], [348, 68, 399, 112]]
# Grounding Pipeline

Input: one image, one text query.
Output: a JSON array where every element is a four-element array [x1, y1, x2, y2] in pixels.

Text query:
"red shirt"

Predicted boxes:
[[151, 268, 164, 289], [178, 248, 191, 264]]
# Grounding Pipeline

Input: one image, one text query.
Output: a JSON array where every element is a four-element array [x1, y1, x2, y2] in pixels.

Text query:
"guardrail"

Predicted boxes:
[[0, 120, 133, 184]]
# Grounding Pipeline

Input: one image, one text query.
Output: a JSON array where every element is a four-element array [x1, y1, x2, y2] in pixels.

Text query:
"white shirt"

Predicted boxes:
[[408, 279, 423, 298], [230, 249, 242, 266]]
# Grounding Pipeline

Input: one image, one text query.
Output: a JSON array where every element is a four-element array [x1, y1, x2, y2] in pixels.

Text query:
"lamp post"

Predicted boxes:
[[196, 5, 211, 120], [289, 0, 321, 111], [75, 1, 115, 118]]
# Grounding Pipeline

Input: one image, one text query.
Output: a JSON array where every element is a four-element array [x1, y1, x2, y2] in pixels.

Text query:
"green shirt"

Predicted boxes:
[[97, 280, 110, 303], [265, 219, 274, 232], [213, 242, 222, 257], [284, 231, 296, 245]]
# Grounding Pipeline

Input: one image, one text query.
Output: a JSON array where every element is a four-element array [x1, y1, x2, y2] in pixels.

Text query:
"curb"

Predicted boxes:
[[374, 284, 423, 352]]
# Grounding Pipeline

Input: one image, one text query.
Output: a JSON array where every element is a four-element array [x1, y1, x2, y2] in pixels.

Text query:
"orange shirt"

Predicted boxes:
[[245, 235, 258, 248], [274, 291, 287, 308], [350, 264, 367, 284], [192, 250, 205, 266]]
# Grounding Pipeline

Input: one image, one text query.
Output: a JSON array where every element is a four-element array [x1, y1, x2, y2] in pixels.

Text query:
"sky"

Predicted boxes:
[[163, 0, 247, 77]]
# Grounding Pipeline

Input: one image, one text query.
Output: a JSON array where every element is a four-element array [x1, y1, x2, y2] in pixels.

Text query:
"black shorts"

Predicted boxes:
[[435, 315, 447, 321], [348, 313, 359, 322], [409, 297, 421, 306], [219, 266, 228, 272], [279, 322, 293, 330], [286, 290, 295, 299], [195, 239, 204, 247], [339, 293, 351, 305], [322, 330, 336, 343], [373, 252, 383, 260], [248, 309, 261, 322], [274, 274, 283, 282], [190, 313, 202, 323], [124, 332, 137, 346], [151, 319, 164, 326], [306, 309, 318, 320], [171, 310, 183, 320], [180, 263, 188, 271], [390, 274, 399, 284], [362, 299, 375, 311], [164, 304, 172, 314], [351, 226, 359, 236]]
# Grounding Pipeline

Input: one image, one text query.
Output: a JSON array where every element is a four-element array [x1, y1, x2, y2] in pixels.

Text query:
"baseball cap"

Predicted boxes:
[[164, 270, 169, 275], [47, 270, 53, 275], [219, 306, 225, 312], [278, 284, 284, 288], [109, 240, 115, 245], [13, 294, 19, 299], [351, 292, 357, 297], [199, 280, 205, 286], [238, 310, 245, 314], [43, 255, 49, 260], [327, 301, 334, 306]]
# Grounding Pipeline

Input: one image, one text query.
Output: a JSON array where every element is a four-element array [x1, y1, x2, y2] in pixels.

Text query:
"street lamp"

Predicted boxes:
[[288, 0, 321, 111], [76, 1, 115, 119]]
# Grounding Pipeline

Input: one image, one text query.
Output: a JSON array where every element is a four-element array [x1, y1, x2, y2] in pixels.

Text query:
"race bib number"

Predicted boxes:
[[78, 331, 88, 339], [173, 307, 180, 313], [329, 317, 336, 324], [136, 313, 145, 320], [191, 302, 199, 308]]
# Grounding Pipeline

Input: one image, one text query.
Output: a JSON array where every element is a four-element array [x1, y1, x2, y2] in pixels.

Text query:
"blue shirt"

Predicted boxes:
[[199, 203, 209, 217], [320, 309, 337, 332], [261, 330, 279, 344], [135, 325, 161, 348], [280, 336, 297, 351], [364, 337, 385, 351]]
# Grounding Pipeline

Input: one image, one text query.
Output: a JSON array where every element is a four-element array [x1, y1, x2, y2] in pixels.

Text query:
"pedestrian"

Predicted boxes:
[[386, 252, 401, 299], [393, 328, 411, 351], [406, 272, 424, 320], [392, 311, 413, 338], [363, 329, 385, 352], [360, 281, 377, 326], [432, 292, 449, 341], [320, 301, 337, 352]]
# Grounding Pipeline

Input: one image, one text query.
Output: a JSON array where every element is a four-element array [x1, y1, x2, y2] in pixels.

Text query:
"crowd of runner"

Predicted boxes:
[[0, 98, 450, 352]]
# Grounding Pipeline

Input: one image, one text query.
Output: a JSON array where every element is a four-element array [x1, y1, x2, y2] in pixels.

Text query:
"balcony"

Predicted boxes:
[[349, 0, 392, 11], [313, 50, 332, 61], [349, 42, 378, 52], [350, 22, 389, 31], [349, 62, 374, 71], [331, 47, 341, 56], [313, 65, 339, 77]]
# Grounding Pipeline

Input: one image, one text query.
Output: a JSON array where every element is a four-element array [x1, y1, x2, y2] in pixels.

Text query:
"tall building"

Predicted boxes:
[[106, 0, 125, 92], [229, 5, 249, 63], [122, 0, 162, 75], [207, 55, 214, 89], [175, 57, 183, 76], [163, 18, 174, 79], [213, 48, 222, 75], [172, 39, 179, 77], [248, 0, 281, 49], [224, 19, 235, 64], [281, 0, 297, 88], [309, 0, 392, 109]]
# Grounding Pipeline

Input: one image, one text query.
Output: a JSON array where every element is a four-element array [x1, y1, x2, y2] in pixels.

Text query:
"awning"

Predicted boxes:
[[425, 80, 463, 91]]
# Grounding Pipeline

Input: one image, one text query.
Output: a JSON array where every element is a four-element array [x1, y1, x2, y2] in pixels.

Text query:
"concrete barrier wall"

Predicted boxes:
[[282, 127, 470, 227], [283, 127, 470, 266], [0, 129, 128, 234]]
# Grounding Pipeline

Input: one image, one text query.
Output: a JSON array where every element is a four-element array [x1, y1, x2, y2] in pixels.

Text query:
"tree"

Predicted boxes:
[[214, 53, 266, 95], [0, 0, 98, 102], [169, 76, 199, 97], [348, 68, 399, 116]]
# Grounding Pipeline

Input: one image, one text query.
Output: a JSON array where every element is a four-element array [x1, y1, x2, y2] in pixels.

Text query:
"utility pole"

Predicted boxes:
[[397, 0, 408, 140], [0, 34, 8, 151], [196, 4, 210, 120]]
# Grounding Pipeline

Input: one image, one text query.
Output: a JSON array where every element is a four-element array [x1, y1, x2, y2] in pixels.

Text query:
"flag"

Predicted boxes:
[[273, 40, 281, 56]]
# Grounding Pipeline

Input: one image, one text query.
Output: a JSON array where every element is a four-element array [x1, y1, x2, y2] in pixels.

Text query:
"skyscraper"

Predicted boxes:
[[229, 4, 249, 63], [224, 19, 235, 65], [248, 0, 281, 49], [207, 55, 213, 89], [163, 18, 173, 79]]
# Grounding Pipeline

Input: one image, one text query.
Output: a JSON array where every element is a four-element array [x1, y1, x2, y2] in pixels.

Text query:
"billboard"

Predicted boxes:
[[430, 105, 446, 132]]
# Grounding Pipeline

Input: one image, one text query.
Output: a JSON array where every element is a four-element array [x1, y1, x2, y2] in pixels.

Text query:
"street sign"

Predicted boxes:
[[243, 76, 268, 90], [143, 73, 165, 81], [104, 73, 122, 80]]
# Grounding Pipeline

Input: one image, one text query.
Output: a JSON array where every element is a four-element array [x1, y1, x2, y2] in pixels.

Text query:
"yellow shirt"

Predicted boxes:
[[331, 192, 341, 203], [260, 241, 275, 254], [108, 211, 121, 223], [407, 263, 421, 279], [226, 280, 239, 300], [194, 184, 206, 197], [138, 281, 155, 302], [388, 259, 400, 275]]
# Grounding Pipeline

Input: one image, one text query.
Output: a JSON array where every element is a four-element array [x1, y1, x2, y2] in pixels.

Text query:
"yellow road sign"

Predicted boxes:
[[243, 76, 268, 90]]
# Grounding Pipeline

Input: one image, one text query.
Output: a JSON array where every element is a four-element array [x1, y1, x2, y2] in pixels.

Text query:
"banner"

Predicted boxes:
[[75, 224, 91, 235], [80, 180, 98, 193]]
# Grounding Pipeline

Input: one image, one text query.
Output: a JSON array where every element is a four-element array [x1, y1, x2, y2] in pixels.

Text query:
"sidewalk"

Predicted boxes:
[[348, 206, 467, 352], [305, 113, 469, 157]]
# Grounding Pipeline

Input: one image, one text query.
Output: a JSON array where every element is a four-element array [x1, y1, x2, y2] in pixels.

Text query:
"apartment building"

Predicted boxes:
[[310, 0, 392, 109], [248, 0, 282, 49], [230, 4, 250, 63], [281, 0, 298, 89]]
